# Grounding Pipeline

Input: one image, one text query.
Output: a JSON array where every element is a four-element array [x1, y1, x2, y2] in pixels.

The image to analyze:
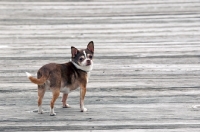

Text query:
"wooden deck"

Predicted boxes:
[[0, 0, 200, 131]]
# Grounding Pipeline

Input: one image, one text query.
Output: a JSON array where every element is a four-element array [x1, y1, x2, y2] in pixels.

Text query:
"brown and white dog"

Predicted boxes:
[[26, 41, 94, 116]]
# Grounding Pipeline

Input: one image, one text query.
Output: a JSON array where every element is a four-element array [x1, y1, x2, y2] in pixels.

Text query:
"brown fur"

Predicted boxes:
[[28, 62, 88, 114], [28, 75, 47, 85], [26, 41, 94, 116]]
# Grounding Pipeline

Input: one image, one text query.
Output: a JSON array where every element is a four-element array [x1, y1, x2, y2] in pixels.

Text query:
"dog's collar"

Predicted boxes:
[[70, 59, 93, 72]]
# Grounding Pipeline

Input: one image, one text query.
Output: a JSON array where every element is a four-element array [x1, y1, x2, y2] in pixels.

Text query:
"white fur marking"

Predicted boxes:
[[25, 72, 32, 78], [83, 50, 87, 58], [81, 107, 87, 112], [87, 72, 90, 83], [50, 108, 56, 116], [38, 106, 43, 114]]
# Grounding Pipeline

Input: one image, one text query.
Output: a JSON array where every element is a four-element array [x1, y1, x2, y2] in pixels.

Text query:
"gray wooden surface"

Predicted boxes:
[[0, 0, 200, 131]]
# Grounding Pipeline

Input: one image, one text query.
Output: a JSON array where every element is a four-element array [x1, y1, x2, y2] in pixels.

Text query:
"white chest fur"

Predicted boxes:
[[87, 72, 90, 83]]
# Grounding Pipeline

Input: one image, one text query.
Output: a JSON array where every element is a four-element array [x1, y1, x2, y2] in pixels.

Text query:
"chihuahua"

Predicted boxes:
[[26, 41, 94, 116]]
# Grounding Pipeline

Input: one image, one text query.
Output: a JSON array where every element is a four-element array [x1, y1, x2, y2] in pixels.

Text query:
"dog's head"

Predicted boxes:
[[71, 41, 94, 72]]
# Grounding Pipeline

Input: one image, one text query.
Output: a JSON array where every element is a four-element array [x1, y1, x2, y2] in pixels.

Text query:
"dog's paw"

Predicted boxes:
[[49, 113, 56, 116], [63, 104, 70, 108], [38, 110, 44, 114], [81, 107, 87, 112]]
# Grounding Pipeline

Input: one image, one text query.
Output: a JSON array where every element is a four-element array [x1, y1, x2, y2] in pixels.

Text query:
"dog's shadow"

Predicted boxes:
[[32, 109, 50, 113], [30, 106, 78, 114]]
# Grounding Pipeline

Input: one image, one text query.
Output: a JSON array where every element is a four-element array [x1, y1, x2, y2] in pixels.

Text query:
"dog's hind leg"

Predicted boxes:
[[62, 93, 70, 108], [50, 89, 60, 116], [38, 85, 45, 114]]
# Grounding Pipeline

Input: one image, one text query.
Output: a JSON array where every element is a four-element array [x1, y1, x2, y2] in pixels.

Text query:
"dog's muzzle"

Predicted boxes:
[[86, 60, 91, 66]]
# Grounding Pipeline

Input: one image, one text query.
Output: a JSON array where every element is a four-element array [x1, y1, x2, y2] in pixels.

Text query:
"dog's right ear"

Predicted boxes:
[[71, 46, 79, 57]]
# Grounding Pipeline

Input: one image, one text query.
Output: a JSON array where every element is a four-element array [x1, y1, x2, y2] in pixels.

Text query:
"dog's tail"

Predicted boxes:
[[25, 72, 47, 85]]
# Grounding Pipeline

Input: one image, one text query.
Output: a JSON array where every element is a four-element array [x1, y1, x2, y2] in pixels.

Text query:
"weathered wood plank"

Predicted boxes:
[[0, 0, 200, 131]]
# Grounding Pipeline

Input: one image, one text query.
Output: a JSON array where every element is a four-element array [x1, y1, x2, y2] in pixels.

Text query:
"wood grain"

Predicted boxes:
[[0, 0, 200, 131]]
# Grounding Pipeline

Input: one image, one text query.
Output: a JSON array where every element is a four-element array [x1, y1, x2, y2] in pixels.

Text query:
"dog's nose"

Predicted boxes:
[[86, 60, 91, 66]]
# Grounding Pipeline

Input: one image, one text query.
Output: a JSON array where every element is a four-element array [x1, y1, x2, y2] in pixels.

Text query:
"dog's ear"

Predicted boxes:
[[71, 46, 79, 57], [87, 41, 94, 53]]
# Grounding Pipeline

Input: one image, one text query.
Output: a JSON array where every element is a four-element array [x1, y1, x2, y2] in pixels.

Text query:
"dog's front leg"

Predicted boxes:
[[80, 85, 87, 112]]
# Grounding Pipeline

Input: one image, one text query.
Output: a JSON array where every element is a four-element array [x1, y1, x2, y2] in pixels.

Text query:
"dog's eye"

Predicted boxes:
[[89, 55, 93, 59], [79, 57, 84, 61]]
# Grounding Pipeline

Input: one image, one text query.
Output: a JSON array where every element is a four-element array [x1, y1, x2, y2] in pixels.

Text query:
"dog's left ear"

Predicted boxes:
[[87, 41, 94, 53]]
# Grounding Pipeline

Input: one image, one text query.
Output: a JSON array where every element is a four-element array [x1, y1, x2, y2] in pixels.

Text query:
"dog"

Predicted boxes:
[[25, 41, 94, 116]]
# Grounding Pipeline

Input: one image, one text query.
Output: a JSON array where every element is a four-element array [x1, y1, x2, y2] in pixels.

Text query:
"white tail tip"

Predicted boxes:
[[25, 72, 32, 78]]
